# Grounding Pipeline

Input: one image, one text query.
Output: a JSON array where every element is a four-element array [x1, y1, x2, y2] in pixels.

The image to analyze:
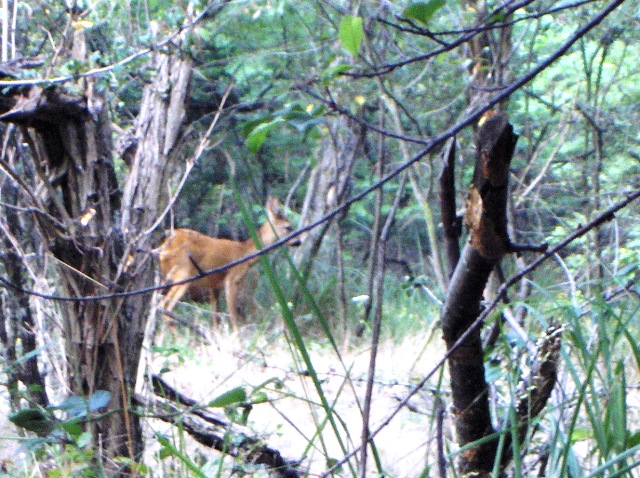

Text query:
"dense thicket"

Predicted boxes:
[[0, 0, 639, 476]]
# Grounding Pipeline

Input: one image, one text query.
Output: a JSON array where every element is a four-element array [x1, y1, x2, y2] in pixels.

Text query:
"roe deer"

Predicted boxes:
[[158, 197, 301, 332]]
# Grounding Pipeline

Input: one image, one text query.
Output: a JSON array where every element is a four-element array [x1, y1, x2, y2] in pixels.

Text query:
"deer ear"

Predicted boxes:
[[265, 196, 281, 215], [265, 196, 276, 221]]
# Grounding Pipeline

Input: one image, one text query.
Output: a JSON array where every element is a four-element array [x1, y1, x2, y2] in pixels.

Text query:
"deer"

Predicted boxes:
[[158, 196, 301, 333]]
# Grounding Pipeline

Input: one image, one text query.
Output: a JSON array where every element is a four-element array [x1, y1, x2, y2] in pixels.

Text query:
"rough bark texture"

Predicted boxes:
[[441, 113, 517, 475], [500, 323, 562, 469], [293, 117, 364, 279], [0, 164, 49, 409], [438, 137, 461, 281], [0, 46, 191, 471], [0, 82, 132, 460], [108, 49, 192, 463]]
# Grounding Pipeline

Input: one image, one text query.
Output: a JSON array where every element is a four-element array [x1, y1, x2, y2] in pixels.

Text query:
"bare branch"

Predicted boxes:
[[138, 375, 302, 478]]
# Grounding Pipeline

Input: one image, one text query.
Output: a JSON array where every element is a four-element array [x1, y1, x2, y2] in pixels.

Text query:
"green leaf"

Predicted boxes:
[[245, 118, 284, 153], [338, 15, 363, 57], [609, 361, 627, 451], [9, 408, 55, 435], [487, 10, 506, 23], [628, 431, 640, 448], [88, 390, 111, 412], [321, 63, 353, 85], [56, 395, 88, 418], [156, 434, 207, 477], [251, 391, 269, 404], [208, 386, 247, 408], [326, 457, 343, 475], [403, 0, 445, 25], [570, 427, 590, 442], [288, 116, 324, 133], [61, 418, 84, 438]]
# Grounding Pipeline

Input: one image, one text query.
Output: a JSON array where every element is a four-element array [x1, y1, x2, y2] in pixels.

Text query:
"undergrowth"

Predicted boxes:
[[3, 257, 640, 477]]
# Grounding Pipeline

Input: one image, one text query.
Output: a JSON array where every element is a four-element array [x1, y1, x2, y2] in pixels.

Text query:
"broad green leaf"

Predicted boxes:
[[61, 417, 84, 438], [338, 15, 363, 57], [56, 395, 88, 418], [208, 386, 247, 408], [245, 118, 284, 153], [88, 390, 111, 412], [403, 0, 445, 25], [241, 116, 271, 136], [9, 408, 55, 435]]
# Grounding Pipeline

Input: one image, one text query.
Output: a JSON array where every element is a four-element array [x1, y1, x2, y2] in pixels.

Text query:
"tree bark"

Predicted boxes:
[[0, 44, 191, 471], [439, 137, 461, 281], [441, 114, 516, 475], [0, 168, 49, 408], [293, 116, 364, 297], [3, 82, 133, 460]]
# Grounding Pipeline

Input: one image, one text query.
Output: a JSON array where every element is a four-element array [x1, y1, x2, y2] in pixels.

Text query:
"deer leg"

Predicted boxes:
[[224, 276, 242, 334], [160, 281, 190, 325], [210, 288, 220, 328]]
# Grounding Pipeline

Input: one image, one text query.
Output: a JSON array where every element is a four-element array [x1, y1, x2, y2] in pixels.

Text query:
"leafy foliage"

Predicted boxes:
[[338, 15, 363, 57], [403, 0, 446, 26]]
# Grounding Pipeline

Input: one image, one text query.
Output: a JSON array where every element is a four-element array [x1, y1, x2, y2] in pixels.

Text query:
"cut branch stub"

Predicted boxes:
[[465, 114, 517, 261]]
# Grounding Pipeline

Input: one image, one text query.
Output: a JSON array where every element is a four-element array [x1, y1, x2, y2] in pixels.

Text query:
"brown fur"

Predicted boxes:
[[158, 197, 300, 332]]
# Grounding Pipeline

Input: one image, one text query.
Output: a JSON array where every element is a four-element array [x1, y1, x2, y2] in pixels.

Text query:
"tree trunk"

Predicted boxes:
[[294, 116, 364, 289], [0, 127, 49, 409], [0, 45, 191, 471], [12, 83, 132, 460], [0, 165, 49, 408], [441, 114, 516, 475]]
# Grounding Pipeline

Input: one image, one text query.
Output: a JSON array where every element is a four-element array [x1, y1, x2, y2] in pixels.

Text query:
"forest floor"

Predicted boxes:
[[0, 322, 444, 477], [143, 322, 444, 477], [2, 317, 640, 476]]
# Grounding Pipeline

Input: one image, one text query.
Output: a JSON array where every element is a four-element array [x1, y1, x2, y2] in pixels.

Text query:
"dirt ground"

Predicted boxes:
[[144, 327, 445, 477], [0, 325, 445, 476]]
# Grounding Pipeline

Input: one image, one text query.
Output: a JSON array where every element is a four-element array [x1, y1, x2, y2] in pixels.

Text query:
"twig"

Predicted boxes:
[[360, 171, 407, 476], [436, 397, 447, 478], [136, 376, 301, 478]]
